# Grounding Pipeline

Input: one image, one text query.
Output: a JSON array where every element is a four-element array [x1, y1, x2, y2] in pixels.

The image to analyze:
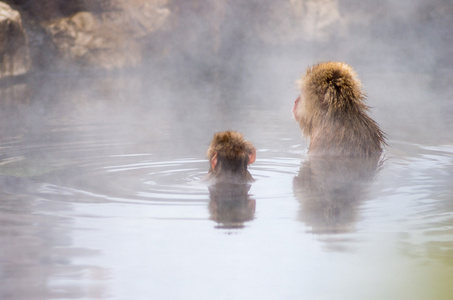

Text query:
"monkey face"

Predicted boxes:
[[293, 91, 311, 137], [293, 96, 300, 120], [293, 77, 311, 133], [293, 95, 304, 123]]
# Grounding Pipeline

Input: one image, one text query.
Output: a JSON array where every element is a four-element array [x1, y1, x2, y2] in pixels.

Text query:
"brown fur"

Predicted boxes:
[[207, 131, 256, 182], [293, 62, 386, 156]]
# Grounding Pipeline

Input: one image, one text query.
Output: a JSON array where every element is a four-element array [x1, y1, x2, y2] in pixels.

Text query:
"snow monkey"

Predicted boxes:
[[207, 131, 256, 183], [293, 62, 386, 156]]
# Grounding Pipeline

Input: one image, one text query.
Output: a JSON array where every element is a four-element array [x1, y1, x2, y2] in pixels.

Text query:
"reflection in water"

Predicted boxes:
[[208, 182, 255, 229], [293, 154, 382, 234], [0, 176, 108, 299], [0, 82, 29, 141], [0, 65, 452, 299]]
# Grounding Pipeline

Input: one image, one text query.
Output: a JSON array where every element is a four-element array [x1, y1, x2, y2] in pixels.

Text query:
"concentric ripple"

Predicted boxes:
[[32, 151, 305, 206]]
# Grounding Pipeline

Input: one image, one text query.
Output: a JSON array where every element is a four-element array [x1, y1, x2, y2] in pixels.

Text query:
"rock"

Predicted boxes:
[[0, 2, 31, 78], [43, 0, 170, 69]]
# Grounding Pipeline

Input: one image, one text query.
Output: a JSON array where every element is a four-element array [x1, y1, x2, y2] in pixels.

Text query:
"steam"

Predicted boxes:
[[1, 0, 452, 159]]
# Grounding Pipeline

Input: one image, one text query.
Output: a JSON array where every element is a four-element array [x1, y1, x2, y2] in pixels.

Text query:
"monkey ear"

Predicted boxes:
[[248, 150, 256, 164], [210, 152, 218, 170]]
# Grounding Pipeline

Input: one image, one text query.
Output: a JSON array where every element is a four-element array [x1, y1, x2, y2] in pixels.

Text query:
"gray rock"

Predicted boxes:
[[42, 0, 170, 69], [0, 2, 31, 77]]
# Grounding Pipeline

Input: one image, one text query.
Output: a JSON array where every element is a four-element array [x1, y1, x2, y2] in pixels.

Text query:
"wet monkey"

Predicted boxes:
[[206, 131, 256, 183], [292, 62, 385, 232], [293, 62, 386, 156]]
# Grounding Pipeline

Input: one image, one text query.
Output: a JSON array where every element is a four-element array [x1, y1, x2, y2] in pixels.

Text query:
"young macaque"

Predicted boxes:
[[293, 61, 386, 156], [206, 131, 256, 228], [206, 131, 256, 183]]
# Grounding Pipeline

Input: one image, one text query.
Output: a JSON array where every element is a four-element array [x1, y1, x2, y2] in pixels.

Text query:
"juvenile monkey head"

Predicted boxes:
[[293, 62, 386, 156], [207, 131, 256, 181]]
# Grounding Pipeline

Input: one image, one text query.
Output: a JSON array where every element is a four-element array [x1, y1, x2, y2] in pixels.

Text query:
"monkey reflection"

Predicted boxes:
[[208, 182, 255, 229], [294, 155, 382, 233], [293, 62, 386, 233], [205, 131, 256, 228]]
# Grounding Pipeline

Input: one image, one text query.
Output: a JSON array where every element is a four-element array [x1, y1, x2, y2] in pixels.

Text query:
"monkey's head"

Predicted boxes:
[[207, 131, 256, 181], [293, 62, 386, 156], [293, 62, 367, 135]]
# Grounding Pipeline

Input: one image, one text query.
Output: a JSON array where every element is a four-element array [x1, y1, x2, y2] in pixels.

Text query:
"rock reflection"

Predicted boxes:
[[293, 154, 382, 234], [208, 182, 255, 229], [0, 81, 30, 141]]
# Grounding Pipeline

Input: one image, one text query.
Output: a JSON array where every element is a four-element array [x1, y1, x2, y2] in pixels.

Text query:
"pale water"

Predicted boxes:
[[0, 69, 452, 300]]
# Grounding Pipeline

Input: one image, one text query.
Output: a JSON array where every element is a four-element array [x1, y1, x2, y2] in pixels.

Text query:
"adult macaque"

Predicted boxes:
[[293, 62, 386, 156], [293, 62, 386, 233], [206, 131, 256, 183]]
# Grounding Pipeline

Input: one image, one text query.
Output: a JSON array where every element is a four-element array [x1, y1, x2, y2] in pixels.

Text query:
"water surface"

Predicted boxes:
[[0, 69, 452, 300]]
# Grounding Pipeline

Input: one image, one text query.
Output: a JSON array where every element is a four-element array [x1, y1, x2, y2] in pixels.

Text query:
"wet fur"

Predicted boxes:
[[207, 131, 255, 182], [294, 62, 386, 156]]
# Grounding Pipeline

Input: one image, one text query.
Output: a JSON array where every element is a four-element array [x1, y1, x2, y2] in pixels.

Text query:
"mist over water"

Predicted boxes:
[[0, 1, 452, 299]]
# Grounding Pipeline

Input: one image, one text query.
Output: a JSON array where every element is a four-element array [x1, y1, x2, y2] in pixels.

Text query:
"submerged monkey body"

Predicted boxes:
[[294, 62, 386, 156]]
